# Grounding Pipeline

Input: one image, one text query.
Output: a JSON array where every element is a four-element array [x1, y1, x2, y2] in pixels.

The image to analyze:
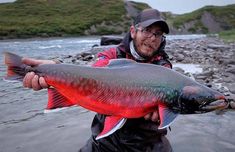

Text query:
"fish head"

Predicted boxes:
[[178, 85, 228, 114]]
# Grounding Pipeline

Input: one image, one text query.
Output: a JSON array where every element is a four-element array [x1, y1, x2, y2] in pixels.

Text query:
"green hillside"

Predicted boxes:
[[0, 0, 234, 39], [169, 4, 235, 33], [0, 0, 149, 39]]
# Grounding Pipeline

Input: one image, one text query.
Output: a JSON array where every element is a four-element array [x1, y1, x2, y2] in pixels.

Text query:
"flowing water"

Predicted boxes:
[[0, 35, 234, 152]]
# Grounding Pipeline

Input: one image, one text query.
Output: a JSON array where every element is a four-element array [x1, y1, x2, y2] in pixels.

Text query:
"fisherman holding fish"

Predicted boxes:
[[4, 8, 228, 152], [22, 9, 174, 152]]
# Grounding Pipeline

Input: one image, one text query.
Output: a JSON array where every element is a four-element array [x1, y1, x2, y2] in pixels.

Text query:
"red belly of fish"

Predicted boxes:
[[46, 76, 159, 118]]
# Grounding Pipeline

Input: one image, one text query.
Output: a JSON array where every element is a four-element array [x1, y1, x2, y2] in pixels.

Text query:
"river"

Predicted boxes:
[[0, 35, 234, 152]]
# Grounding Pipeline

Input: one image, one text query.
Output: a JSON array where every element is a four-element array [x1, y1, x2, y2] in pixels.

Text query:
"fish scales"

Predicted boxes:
[[36, 64, 166, 116], [3, 52, 227, 139]]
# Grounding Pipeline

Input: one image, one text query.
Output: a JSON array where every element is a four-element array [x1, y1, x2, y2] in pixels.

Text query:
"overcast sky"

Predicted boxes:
[[0, 0, 235, 14], [133, 0, 235, 14], [0, 0, 15, 3]]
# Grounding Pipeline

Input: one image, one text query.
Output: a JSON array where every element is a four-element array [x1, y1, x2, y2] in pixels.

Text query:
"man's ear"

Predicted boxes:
[[130, 25, 137, 39]]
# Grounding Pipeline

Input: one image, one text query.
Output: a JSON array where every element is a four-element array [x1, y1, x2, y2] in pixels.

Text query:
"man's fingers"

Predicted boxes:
[[144, 110, 159, 122], [23, 72, 35, 88], [23, 73, 48, 91], [21, 57, 53, 91], [22, 58, 56, 66], [32, 75, 42, 91], [22, 58, 43, 66], [144, 113, 152, 120], [39, 77, 49, 88], [151, 111, 159, 122]]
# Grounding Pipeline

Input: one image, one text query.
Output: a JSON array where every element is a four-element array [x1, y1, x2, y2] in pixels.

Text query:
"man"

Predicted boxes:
[[23, 9, 173, 152]]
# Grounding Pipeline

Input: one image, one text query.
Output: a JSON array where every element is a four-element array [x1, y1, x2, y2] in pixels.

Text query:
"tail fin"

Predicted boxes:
[[3, 52, 26, 82], [47, 88, 75, 109]]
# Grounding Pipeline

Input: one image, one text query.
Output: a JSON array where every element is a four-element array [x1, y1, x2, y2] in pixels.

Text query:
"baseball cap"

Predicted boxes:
[[134, 9, 169, 34]]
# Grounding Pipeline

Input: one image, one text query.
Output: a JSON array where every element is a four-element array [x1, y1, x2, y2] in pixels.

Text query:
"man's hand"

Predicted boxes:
[[22, 58, 56, 91], [144, 111, 159, 122]]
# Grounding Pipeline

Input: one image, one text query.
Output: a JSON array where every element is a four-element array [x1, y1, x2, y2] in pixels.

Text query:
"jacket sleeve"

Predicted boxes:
[[158, 50, 172, 69], [92, 48, 117, 67], [157, 59, 172, 69], [153, 55, 172, 69]]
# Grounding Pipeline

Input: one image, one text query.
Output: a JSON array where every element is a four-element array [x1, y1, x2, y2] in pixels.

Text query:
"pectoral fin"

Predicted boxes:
[[158, 105, 178, 129], [96, 116, 126, 140]]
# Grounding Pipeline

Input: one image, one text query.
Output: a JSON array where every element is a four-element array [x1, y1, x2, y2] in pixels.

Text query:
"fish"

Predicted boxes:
[[3, 52, 228, 140]]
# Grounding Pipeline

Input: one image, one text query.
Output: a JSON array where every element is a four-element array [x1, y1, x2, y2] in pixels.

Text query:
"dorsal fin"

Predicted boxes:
[[107, 59, 136, 67]]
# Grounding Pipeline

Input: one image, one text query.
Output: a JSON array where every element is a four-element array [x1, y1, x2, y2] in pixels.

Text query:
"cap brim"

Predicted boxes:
[[140, 19, 169, 34]]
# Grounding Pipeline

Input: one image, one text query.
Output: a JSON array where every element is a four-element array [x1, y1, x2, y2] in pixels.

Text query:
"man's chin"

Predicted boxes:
[[138, 51, 155, 59]]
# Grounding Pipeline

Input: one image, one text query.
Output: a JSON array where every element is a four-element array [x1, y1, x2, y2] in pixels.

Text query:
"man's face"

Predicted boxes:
[[130, 24, 164, 58]]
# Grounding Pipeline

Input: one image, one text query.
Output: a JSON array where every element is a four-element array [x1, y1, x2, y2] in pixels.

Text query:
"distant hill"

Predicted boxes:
[[0, 0, 149, 39], [0, 0, 234, 39], [167, 4, 235, 34]]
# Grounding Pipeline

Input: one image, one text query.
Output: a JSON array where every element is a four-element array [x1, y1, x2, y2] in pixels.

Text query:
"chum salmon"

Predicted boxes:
[[3, 52, 228, 140]]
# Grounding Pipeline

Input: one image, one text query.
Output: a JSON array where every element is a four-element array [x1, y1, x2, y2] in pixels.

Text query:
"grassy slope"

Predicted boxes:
[[1, 0, 234, 40], [219, 29, 235, 42], [170, 4, 235, 32], [0, 0, 127, 38], [0, 0, 150, 39], [129, 1, 150, 11]]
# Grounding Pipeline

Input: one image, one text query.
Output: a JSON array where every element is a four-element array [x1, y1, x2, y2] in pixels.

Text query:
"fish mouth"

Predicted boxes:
[[200, 99, 229, 111]]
